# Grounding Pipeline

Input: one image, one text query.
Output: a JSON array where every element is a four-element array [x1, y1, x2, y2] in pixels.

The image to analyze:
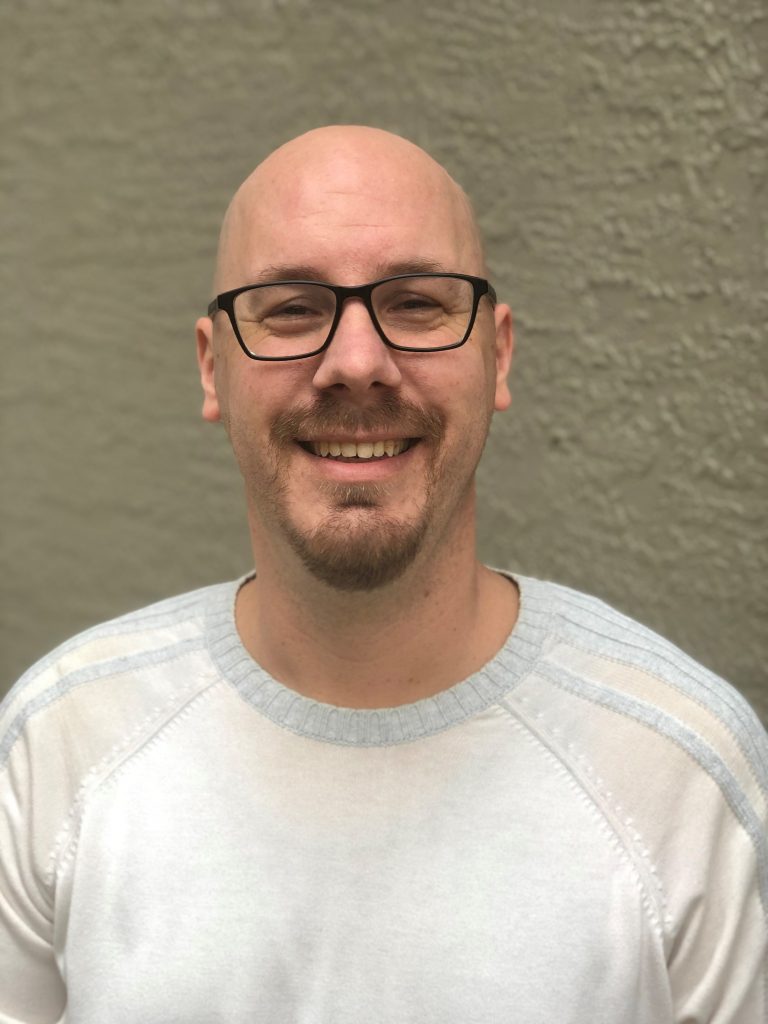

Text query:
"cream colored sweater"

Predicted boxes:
[[1, 573, 766, 1023]]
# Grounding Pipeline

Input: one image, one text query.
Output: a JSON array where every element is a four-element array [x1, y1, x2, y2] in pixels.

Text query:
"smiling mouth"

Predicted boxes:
[[298, 439, 416, 460]]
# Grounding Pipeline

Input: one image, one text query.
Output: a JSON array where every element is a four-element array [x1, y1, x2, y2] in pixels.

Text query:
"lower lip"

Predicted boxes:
[[296, 443, 418, 480]]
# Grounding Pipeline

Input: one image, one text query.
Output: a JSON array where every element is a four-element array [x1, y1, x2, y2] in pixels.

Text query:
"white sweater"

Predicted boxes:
[[1, 573, 766, 1023]]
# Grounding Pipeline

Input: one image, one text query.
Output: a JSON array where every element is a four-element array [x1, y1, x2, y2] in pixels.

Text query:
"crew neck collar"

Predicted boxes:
[[205, 571, 553, 747]]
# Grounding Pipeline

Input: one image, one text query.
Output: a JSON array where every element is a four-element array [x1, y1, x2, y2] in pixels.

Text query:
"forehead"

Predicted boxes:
[[217, 146, 480, 290]]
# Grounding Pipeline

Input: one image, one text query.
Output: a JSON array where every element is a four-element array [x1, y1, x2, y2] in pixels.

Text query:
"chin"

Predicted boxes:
[[284, 507, 428, 592]]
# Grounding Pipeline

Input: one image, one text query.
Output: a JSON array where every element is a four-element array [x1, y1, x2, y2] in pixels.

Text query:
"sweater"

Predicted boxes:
[[1, 572, 766, 1023]]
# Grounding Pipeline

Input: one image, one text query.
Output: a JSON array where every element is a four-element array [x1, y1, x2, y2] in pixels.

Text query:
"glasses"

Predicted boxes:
[[207, 273, 497, 361]]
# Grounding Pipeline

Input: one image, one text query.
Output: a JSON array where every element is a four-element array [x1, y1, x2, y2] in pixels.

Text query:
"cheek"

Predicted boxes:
[[220, 363, 302, 433], [435, 353, 495, 422], [409, 348, 484, 398]]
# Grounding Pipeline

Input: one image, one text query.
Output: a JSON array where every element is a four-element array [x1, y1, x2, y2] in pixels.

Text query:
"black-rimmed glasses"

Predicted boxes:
[[207, 273, 497, 361]]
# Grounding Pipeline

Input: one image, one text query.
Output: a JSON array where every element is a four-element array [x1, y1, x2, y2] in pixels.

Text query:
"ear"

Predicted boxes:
[[492, 302, 514, 412], [196, 316, 222, 423]]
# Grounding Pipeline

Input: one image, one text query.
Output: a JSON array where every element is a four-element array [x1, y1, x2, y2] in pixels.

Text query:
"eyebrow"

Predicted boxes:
[[249, 258, 451, 285]]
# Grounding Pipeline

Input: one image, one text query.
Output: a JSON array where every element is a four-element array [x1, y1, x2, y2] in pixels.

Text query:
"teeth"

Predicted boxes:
[[309, 439, 411, 459]]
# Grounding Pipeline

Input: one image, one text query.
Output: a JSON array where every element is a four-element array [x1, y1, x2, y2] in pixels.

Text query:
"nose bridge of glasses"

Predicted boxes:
[[336, 281, 376, 312], [330, 282, 385, 341], [311, 281, 402, 390]]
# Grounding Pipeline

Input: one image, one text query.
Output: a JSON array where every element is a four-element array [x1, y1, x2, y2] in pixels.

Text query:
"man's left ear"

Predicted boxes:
[[492, 303, 514, 412]]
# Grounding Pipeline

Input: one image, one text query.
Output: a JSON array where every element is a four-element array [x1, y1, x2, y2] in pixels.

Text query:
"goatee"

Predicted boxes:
[[266, 394, 444, 591]]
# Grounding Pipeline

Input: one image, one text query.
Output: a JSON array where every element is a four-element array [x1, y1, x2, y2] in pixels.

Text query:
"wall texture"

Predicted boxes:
[[2, 0, 766, 722]]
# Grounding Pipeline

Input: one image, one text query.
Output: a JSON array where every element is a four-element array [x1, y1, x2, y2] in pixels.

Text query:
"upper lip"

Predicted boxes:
[[296, 434, 416, 443]]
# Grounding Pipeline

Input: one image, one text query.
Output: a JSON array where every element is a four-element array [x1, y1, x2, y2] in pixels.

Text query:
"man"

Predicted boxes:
[[1, 126, 765, 1022]]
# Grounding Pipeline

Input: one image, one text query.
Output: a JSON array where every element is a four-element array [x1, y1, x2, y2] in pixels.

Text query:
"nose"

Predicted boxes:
[[311, 298, 402, 396]]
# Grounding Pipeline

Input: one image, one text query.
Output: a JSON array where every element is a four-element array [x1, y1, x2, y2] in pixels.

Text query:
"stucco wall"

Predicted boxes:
[[2, 0, 766, 722]]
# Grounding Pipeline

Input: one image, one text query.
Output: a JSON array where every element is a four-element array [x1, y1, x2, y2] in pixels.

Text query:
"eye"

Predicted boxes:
[[379, 291, 448, 329], [253, 286, 335, 332], [265, 300, 321, 320], [258, 299, 330, 338], [384, 289, 445, 314], [392, 293, 442, 310]]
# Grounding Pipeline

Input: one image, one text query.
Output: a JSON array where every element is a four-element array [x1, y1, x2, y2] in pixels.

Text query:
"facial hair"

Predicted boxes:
[[257, 393, 447, 591]]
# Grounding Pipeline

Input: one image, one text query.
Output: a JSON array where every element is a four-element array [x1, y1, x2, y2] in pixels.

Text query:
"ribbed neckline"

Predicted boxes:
[[205, 571, 554, 747]]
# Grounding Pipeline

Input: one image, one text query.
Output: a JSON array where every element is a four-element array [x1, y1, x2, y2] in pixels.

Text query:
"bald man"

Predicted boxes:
[[1, 127, 766, 1023]]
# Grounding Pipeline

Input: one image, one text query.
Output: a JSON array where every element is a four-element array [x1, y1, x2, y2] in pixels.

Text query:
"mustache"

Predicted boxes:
[[271, 393, 445, 445]]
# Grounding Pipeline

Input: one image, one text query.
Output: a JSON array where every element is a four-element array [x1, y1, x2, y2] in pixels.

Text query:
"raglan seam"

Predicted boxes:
[[52, 676, 221, 889], [534, 655, 768, 1015], [535, 657, 768, 927], [45, 675, 212, 885], [496, 696, 669, 944]]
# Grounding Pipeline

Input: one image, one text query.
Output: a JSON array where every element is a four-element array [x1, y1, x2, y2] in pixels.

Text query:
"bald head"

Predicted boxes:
[[212, 126, 487, 295]]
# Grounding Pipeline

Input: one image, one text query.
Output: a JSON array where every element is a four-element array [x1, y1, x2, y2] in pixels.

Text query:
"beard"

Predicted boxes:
[[242, 393, 449, 591], [279, 489, 429, 591]]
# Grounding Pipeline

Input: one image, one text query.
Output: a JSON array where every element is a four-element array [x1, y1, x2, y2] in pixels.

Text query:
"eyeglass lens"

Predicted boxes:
[[232, 276, 476, 358]]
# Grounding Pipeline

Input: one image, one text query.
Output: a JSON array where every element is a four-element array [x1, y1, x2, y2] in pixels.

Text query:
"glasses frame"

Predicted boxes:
[[207, 272, 498, 361]]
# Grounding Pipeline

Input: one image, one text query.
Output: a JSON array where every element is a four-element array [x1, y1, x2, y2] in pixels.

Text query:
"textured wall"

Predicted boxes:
[[2, 0, 766, 722]]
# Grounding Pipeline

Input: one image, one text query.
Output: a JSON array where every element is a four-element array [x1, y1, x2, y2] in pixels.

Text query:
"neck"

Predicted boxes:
[[235, 510, 519, 709]]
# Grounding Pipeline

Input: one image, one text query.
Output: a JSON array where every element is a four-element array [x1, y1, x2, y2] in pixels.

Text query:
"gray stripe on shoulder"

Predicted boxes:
[[0, 637, 206, 769], [546, 584, 768, 790], [10, 588, 212, 682], [539, 658, 768, 917], [1, 583, 229, 720]]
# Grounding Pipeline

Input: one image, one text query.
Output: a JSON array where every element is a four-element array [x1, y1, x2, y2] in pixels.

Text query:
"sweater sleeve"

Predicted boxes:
[[519, 580, 768, 1024], [0, 715, 67, 1022], [665, 717, 768, 1023]]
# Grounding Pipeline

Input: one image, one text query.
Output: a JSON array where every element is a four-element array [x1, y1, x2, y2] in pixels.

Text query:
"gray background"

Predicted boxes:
[[1, 0, 766, 722]]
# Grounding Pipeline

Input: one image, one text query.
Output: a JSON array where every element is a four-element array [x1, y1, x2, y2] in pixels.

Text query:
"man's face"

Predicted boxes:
[[197, 137, 513, 591]]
